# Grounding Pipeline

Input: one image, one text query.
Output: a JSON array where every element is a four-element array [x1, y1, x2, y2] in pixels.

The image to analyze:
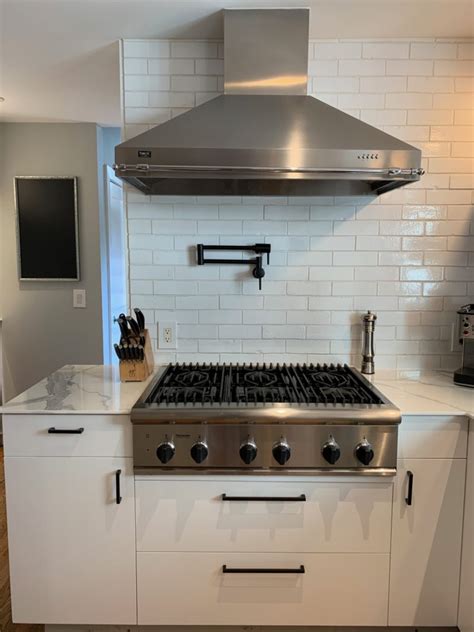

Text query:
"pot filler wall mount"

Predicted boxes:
[[114, 8, 423, 197]]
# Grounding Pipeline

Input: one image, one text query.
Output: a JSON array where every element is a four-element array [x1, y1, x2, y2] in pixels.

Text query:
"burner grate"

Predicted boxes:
[[146, 363, 384, 407]]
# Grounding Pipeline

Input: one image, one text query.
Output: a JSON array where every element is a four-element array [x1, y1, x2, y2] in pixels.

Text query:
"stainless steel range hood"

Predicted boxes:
[[115, 9, 423, 196]]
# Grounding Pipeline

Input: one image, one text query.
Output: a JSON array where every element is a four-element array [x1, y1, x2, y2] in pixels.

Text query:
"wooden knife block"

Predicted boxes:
[[119, 329, 155, 382]]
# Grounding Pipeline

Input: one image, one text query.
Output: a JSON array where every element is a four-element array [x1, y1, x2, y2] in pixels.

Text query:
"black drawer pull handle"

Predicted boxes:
[[48, 427, 84, 434], [405, 470, 414, 506], [115, 469, 122, 505], [222, 494, 306, 502], [223, 565, 305, 574]]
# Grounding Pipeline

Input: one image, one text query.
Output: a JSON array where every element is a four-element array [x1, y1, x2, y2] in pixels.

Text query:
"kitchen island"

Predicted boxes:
[[2, 365, 473, 630]]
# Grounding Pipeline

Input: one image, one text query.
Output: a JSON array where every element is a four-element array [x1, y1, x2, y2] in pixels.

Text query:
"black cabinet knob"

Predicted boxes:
[[355, 440, 374, 466], [272, 442, 291, 465], [156, 441, 175, 464], [322, 438, 341, 465], [240, 441, 258, 464], [190, 441, 208, 464]]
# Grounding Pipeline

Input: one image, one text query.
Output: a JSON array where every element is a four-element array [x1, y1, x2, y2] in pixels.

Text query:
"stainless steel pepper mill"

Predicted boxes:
[[361, 310, 377, 374]]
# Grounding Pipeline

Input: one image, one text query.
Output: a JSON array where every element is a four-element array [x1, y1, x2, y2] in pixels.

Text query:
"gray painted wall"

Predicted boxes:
[[0, 123, 113, 400]]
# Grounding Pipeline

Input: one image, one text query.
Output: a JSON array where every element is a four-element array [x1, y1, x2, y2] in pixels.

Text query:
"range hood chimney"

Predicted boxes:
[[115, 9, 423, 197]]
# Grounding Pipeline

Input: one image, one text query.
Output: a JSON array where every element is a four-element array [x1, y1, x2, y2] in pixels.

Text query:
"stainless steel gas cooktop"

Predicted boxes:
[[132, 363, 400, 476]]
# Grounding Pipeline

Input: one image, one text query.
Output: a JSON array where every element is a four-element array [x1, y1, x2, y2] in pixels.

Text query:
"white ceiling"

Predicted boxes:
[[1, 0, 472, 126]]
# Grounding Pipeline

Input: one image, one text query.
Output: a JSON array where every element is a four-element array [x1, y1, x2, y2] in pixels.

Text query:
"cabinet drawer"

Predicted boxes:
[[137, 551, 389, 626], [399, 415, 468, 459], [3, 414, 132, 457], [136, 479, 393, 553]]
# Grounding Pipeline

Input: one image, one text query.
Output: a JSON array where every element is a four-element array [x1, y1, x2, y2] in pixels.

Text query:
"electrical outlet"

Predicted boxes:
[[73, 289, 86, 308], [158, 321, 177, 349]]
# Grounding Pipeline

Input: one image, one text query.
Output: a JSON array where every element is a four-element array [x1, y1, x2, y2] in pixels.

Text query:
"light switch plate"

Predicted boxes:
[[73, 289, 86, 308]]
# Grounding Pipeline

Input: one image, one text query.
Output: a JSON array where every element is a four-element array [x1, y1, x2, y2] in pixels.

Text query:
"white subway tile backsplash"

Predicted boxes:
[[379, 251, 424, 266], [309, 297, 354, 311], [360, 76, 407, 92], [434, 60, 474, 76], [265, 296, 307, 310], [171, 75, 218, 92], [171, 41, 218, 58], [333, 252, 378, 266], [386, 60, 434, 75], [363, 42, 409, 59], [339, 59, 386, 75], [402, 236, 447, 250], [263, 325, 305, 339], [410, 42, 458, 60], [123, 40, 170, 58], [244, 310, 286, 324], [288, 221, 332, 235], [379, 221, 424, 235], [123, 36, 473, 367], [313, 42, 362, 59], [177, 296, 219, 310], [385, 92, 433, 109], [195, 59, 224, 75], [357, 236, 401, 250], [310, 267, 354, 280], [148, 58, 195, 75], [400, 266, 443, 281], [287, 281, 332, 296]]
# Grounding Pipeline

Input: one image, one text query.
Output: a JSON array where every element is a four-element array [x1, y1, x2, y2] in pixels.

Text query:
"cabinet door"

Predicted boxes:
[[389, 458, 466, 626], [136, 479, 393, 553], [5, 457, 136, 624], [459, 428, 474, 632]]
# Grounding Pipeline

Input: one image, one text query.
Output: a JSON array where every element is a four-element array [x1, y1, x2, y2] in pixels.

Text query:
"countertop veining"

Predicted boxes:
[[0, 365, 156, 415]]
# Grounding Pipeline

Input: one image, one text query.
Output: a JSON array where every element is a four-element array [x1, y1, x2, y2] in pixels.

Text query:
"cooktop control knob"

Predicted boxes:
[[190, 441, 208, 464], [272, 441, 291, 465], [322, 437, 341, 465], [156, 441, 175, 464], [240, 440, 258, 465], [355, 439, 374, 466]]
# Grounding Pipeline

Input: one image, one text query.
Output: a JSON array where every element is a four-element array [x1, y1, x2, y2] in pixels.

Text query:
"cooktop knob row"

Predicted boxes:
[[156, 438, 375, 466]]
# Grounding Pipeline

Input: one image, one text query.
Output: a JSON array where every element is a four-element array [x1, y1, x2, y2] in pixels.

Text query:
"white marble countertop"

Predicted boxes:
[[1, 365, 156, 415], [1, 364, 473, 418], [372, 370, 474, 417]]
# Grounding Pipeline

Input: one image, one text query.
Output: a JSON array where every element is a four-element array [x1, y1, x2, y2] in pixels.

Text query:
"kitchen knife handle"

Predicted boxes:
[[222, 493, 306, 502], [405, 470, 414, 506], [48, 427, 84, 434], [127, 316, 141, 336], [117, 317, 129, 339], [134, 308, 145, 331], [222, 565, 305, 574], [115, 469, 122, 504]]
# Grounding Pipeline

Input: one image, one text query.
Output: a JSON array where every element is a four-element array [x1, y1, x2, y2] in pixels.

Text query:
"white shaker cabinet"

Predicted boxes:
[[389, 457, 466, 627], [4, 455, 137, 624]]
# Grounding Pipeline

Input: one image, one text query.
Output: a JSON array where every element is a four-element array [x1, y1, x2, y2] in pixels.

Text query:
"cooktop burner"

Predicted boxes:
[[144, 363, 384, 407], [132, 362, 400, 475]]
